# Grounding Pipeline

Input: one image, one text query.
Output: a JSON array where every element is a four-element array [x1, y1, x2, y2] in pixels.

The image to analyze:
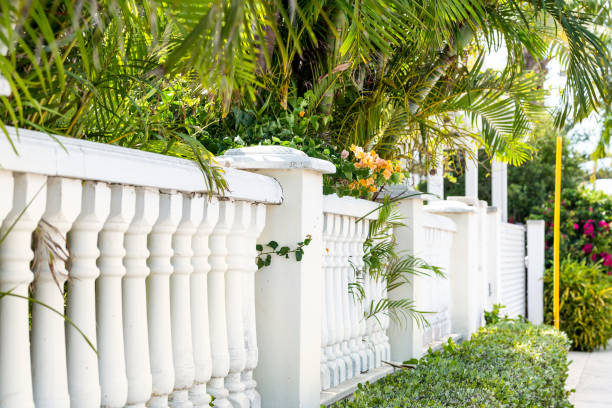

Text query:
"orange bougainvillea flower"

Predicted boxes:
[[368, 185, 377, 192], [299, 111, 305, 117], [383, 168, 393, 180]]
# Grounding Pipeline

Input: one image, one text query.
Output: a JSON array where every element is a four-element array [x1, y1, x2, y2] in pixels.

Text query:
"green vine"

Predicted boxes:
[[256, 234, 312, 270]]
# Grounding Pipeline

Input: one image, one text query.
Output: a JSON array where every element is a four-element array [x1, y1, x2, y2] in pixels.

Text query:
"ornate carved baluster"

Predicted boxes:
[[323, 214, 339, 387], [170, 193, 204, 407], [67, 181, 110, 407], [225, 201, 250, 407], [332, 214, 347, 383], [97, 185, 135, 406], [346, 216, 362, 377], [123, 187, 159, 407], [243, 203, 266, 406], [320, 213, 331, 391], [207, 200, 234, 408], [190, 197, 219, 407], [340, 215, 355, 379], [31, 177, 81, 408], [148, 192, 182, 407], [0, 173, 46, 408]]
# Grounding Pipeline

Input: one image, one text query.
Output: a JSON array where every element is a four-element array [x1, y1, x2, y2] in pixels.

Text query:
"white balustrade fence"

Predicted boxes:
[[500, 222, 526, 319], [0, 128, 280, 408], [419, 212, 456, 349], [320, 195, 383, 391], [0, 131, 536, 408]]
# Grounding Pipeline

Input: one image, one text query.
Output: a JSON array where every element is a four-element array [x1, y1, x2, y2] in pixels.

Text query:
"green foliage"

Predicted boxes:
[[484, 304, 513, 325], [446, 122, 586, 223], [532, 187, 612, 270], [0, 1, 226, 193], [544, 258, 612, 351], [255, 235, 312, 270], [332, 322, 572, 408]]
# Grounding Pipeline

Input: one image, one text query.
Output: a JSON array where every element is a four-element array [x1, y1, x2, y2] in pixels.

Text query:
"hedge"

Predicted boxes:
[[332, 322, 572, 408]]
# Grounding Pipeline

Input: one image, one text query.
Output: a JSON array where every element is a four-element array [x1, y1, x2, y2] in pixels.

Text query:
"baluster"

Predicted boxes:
[[190, 197, 219, 407], [148, 192, 182, 407], [123, 187, 159, 407], [363, 219, 377, 368], [31, 177, 81, 408], [346, 216, 361, 376], [67, 181, 110, 407], [170, 193, 204, 407], [225, 201, 250, 407], [332, 215, 347, 383], [320, 214, 331, 391], [207, 200, 234, 408], [0, 173, 46, 408], [355, 219, 370, 372], [97, 185, 135, 407], [340, 215, 356, 379], [242, 203, 266, 407], [323, 214, 339, 387]]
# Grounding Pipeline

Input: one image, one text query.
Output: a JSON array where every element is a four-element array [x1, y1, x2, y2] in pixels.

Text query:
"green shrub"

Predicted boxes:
[[544, 258, 612, 351], [332, 322, 571, 408]]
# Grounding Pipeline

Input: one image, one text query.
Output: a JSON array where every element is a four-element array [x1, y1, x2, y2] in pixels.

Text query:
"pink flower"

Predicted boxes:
[[582, 243, 593, 255], [584, 222, 595, 238], [589, 207, 593, 212], [592, 253, 599, 261], [599, 220, 609, 230], [574, 223, 580, 230], [341, 149, 349, 159]]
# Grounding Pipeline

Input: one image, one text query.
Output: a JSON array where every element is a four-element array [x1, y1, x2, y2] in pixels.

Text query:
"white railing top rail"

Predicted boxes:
[[322, 194, 379, 220], [502, 222, 525, 232], [423, 211, 456, 232], [0, 127, 282, 204]]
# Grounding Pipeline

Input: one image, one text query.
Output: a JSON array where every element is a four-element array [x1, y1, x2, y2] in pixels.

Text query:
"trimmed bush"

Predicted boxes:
[[544, 258, 612, 351], [332, 322, 571, 408]]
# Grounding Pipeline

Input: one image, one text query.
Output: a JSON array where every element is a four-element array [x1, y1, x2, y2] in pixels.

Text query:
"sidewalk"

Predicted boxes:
[[566, 341, 612, 408]]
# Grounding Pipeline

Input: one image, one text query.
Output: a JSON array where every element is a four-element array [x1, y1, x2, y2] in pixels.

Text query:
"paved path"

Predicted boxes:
[[566, 341, 612, 407]]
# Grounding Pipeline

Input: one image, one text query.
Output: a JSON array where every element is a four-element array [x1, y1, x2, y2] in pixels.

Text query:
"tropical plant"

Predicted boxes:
[[544, 258, 612, 351], [350, 197, 442, 328], [2, 0, 609, 197], [333, 321, 572, 408], [532, 187, 612, 270]]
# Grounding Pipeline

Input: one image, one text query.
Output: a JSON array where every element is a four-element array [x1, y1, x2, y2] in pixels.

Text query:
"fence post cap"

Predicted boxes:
[[221, 146, 336, 174], [425, 199, 477, 214]]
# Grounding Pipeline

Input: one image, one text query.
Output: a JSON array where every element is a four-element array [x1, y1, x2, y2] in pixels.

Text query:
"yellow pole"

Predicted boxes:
[[553, 135, 562, 330]]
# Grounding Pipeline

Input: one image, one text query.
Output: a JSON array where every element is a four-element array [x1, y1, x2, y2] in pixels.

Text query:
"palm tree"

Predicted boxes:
[[0, 0, 609, 182]]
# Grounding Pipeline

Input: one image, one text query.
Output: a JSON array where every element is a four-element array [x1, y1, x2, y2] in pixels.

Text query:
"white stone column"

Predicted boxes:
[[527, 220, 545, 325], [207, 199, 235, 408], [465, 145, 478, 199], [242, 203, 266, 407], [170, 194, 204, 408], [97, 185, 136, 407], [148, 192, 182, 408], [66, 181, 111, 408], [0, 173, 46, 408], [387, 192, 426, 361], [492, 158, 508, 222], [190, 197, 219, 407], [426, 200, 481, 338], [427, 152, 444, 200], [225, 201, 250, 407], [31, 177, 81, 408], [123, 187, 159, 408], [486, 207, 502, 306], [220, 146, 334, 408]]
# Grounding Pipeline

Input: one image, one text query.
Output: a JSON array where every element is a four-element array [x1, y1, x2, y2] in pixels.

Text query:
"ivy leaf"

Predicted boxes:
[[256, 257, 265, 270], [265, 254, 271, 266], [267, 241, 279, 250], [278, 246, 289, 256], [256, 244, 263, 252]]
